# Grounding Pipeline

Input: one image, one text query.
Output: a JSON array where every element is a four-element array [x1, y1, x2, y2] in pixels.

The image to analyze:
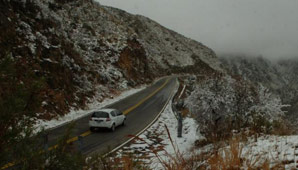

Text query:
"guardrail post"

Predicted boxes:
[[175, 99, 184, 138], [177, 111, 183, 138]]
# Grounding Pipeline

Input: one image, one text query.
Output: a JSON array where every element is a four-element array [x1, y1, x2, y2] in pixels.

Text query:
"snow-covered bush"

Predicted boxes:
[[250, 84, 288, 120], [185, 75, 288, 141]]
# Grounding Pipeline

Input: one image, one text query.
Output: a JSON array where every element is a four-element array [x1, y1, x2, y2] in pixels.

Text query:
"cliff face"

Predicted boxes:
[[0, 0, 220, 119]]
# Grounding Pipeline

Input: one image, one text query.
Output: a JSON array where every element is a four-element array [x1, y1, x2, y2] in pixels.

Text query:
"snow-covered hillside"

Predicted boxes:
[[104, 6, 222, 71], [0, 0, 220, 120], [220, 56, 298, 126]]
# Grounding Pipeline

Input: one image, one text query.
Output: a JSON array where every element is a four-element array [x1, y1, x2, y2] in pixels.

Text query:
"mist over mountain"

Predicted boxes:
[[98, 0, 298, 60], [1, 0, 296, 130], [0, 0, 220, 120], [220, 55, 298, 124], [2, 1, 298, 168]]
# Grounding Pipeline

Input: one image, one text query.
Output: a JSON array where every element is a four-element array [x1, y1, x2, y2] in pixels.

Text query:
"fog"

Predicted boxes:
[[96, 0, 298, 59]]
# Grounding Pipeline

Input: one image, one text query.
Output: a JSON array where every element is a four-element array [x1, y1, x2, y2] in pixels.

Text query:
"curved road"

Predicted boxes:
[[47, 76, 178, 156]]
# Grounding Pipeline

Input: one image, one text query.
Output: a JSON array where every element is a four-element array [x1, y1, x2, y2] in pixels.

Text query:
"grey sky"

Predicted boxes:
[[96, 0, 298, 59]]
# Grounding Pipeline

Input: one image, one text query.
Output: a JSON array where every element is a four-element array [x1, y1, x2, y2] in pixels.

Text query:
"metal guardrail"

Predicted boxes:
[[171, 78, 187, 138]]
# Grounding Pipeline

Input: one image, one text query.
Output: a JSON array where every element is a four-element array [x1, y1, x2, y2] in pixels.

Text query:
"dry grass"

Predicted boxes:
[[84, 125, 288, 170], [145, 124, 204, 170], [271, 119, 294, 136], [208, 137, 249, 170], [84, 153, 149, 170], [206, 136, 285, 170]]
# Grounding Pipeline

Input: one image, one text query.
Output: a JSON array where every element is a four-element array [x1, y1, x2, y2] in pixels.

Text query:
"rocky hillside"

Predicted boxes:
[[220, 55, 298, 123], [0, 0, 220, 120]]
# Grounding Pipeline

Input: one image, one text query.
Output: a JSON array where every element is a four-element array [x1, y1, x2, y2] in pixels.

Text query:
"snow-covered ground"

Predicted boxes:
[[115, 91, 204, 169], [241, 135, 298, 169], [112, 94, 298, 169], [34, 85, 146, 132]]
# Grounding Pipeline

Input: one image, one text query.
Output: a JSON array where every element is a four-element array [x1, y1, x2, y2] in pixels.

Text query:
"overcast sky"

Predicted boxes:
[[96, 0, 298, 59]]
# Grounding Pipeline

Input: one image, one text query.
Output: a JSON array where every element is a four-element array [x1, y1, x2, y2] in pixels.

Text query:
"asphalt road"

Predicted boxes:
[[46, 76, 178, 156]]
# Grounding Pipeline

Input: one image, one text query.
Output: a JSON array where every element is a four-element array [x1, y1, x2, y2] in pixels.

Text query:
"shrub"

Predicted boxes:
[[185, 75, 288, 142]]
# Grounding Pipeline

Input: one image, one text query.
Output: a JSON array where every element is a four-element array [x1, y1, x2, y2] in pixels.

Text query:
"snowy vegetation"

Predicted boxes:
[[0, 0, 221, 168], [1, 0, 298, 169], [0, 0, 219, 121], [220, 55, 298, 128], [185, 74, 289, 141]]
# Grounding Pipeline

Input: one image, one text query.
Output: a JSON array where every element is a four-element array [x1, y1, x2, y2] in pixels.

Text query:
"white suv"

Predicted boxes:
[[89, 109, 126, 132]]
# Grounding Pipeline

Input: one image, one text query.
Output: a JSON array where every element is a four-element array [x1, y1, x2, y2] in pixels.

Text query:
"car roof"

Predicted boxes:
[[96, 108, 118, 113]]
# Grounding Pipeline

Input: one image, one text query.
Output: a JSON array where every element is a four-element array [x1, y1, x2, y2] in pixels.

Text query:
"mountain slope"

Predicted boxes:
[[104, 6, 221, 71], [0, 0, 220, 120], [220, 55, 298, 122]]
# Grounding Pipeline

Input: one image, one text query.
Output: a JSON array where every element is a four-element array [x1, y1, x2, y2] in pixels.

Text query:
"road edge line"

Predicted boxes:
[[1, 78, 173, 170], [44, 78, 168, 132], [103, 77, 179, 157]]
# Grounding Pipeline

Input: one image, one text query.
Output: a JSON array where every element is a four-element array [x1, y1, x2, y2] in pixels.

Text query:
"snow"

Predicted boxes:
[[17, 21, 37, 55], [115, 87, 204, 169], [102, 6, 223, 71], [41, 101, 48, 107], [250, 84, 290, 121], [184, 74, 288, 137], [156, 112, 200, 157], [42, 58, 58, 63], [239, 135, 298, 169], [34, 85, 146, 132], [178, 85, 186, 99], [11, 0, 224, 124], [191, 134, 298, 169]]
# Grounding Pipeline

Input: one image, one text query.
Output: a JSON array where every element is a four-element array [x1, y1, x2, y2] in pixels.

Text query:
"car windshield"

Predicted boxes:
[[92, 111, 109, 118], [116, 110, 123, 115]]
